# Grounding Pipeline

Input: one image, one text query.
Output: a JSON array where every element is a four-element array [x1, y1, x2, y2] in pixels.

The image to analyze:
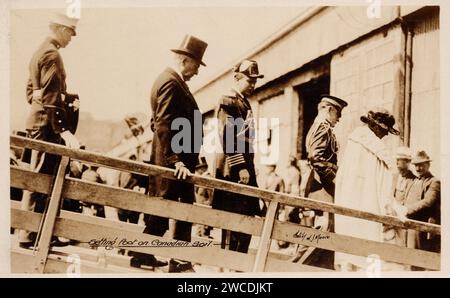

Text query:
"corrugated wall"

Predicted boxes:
[[409, 10, 440, 176]]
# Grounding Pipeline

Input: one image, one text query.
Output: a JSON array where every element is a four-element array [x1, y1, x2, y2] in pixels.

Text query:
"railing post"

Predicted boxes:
[[252, 200, 279, 272], [33, 156, 70, 273]]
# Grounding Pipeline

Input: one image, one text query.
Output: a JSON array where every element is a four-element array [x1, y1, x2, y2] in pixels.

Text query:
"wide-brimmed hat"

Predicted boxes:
[[171, 34, 208, 66], [360, 107, 399, 135], [395, 146, 412, 160], [50, 13, 78, 36], [232, 60, 264, 79], [411, 150, 432, 164]]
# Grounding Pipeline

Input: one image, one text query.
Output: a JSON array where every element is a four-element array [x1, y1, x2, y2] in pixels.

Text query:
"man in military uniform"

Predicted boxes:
[[305, 95, 347, 200], [297, 95, 347, 268], [212, 59, 264, 254], [19, 13, 81, 248]]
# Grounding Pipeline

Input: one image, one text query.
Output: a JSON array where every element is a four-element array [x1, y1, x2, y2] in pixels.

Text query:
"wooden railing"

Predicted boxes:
[[10, 135, 441, 273]]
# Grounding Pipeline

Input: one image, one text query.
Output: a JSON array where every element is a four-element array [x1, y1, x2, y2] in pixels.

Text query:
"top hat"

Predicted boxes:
[[233, 60, 264, 79], [395, 146, 412, 160], [411, 150, 432, 164], [171, 34, 208, 66], [195, 156, 208, 170], [50, 13, 78, 36], [360, 107, 399, 135], [320, 95, 348, 111]]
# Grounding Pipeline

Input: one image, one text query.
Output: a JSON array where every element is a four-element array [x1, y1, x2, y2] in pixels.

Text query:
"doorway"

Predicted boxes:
[[296, 75, 330, 159]]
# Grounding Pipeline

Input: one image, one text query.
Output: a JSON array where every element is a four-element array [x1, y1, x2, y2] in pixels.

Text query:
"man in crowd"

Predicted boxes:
[[334, 107, 399, 271], [395, 150, 440, 258], [383, 147, 416, 247], [212, 59, 264, 254], [131, 35, 208, 272], [19, 13, 81, 249]]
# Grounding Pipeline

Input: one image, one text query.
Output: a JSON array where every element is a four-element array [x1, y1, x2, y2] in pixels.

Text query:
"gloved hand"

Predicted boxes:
[[238, 169, 250, 184], [61, 130, 80, 149], [392, 201, 408, 222]]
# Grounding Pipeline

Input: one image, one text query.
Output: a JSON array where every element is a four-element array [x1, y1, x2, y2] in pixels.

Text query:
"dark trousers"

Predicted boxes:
[[229, 231, 252, 253], [131, 182, 195, 262], [145, 181, 195, 241], [118, 210, 140, 224], [19, 128, 62, 244], [213, 171, 260, 254]]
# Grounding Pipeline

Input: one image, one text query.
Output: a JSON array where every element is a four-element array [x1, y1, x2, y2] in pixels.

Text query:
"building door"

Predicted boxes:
[[296, 75, 330, 159]]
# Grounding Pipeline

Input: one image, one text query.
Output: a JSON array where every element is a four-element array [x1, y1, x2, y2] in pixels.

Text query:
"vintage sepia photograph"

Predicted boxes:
[[2, 0, 447, 277]]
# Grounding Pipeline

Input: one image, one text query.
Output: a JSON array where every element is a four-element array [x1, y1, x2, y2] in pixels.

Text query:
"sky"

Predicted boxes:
[[9, 3, 307, 131]]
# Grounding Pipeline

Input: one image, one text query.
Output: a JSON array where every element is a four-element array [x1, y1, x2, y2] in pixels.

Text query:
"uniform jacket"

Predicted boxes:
[[214, 89, 256, 180], [304, 116, 338, 199], [149, 68, 202, 198], [405, 172, 440, 224], [25, 37, 78, 137], [212, 89, 260, 216], [305, 116, 338, 182]]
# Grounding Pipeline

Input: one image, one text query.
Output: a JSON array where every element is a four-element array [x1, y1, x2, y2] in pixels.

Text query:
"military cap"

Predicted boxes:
[[320, 94, 348, 111], [233, 60, 264, 79], [50, 13, 78, 36]]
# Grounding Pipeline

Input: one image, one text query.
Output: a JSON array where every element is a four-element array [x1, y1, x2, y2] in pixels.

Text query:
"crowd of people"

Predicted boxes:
[[13, 12, 440, 273]]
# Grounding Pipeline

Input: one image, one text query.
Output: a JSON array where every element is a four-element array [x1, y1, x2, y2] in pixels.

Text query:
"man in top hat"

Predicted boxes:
[[19, 13, 81, 248], [212, 59, 264, 254], [334, 107, 400, 271], [298, 95, 347, 268], [132, 34, 208, 272], [395, 151, 440, 257]]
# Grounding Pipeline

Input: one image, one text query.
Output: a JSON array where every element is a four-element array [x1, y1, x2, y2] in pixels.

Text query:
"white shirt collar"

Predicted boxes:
[[170, 67, 185, 82]]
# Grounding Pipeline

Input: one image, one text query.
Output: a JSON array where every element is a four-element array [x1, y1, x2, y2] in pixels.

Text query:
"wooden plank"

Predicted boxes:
[[11, 249, 145, 274], [297, 246, 316, 264], [11, 168, 264, 236], [52, 216, 255, 272], [252, 201, 278, 272], [10, 166, 53, 194], [12, 205, 438, 271], [11, 206, 256, 272], [10, 136, 440, 235], [33, 156, 70, 273], [62, 178, 264, 236], [265, 257, 333, 272], [272, 221, 440, 270], [11, 204, 292, 269], [11, 202, 41, 232], [11, 200, 221, 245]]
